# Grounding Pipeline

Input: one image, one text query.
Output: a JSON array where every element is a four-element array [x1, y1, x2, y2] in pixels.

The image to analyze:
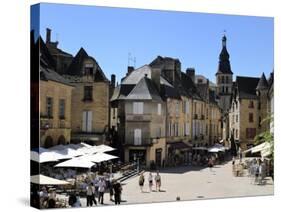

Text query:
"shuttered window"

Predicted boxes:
[[134, 129, 142, 145], [82, 111, 92, 132], [133, 102, 144, 114]]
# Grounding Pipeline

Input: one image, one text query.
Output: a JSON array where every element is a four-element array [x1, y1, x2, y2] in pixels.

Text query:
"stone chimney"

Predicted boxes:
[[111, 74, 116, 87], [46, 28, 51, 43], [186, 68, 195, 82], [151, 67, 161, 92], [127, 66, 134, 75]]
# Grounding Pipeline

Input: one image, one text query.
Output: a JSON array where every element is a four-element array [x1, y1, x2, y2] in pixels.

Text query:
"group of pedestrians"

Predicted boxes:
[[139, 171, 162, 192], [248, 158, 267, 185], [84, 177, 123, 206]]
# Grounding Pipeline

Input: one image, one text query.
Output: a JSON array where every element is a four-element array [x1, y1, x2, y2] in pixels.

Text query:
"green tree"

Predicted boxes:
[[254, 114, 274, 160]]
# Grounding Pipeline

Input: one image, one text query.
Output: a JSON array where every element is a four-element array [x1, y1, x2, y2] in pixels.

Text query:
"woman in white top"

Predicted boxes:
[[148, 172, 153, 192], [98, 178, 106, 204]]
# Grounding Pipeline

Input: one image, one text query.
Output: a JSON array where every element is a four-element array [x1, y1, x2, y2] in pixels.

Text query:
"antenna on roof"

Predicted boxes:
[[56, 33, 59, 42], [133, 57, 136, 67], [128, 52, 136, 68]]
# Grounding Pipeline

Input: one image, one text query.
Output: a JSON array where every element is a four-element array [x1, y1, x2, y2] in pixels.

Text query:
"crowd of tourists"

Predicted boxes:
[[37, 173, 123, 208]]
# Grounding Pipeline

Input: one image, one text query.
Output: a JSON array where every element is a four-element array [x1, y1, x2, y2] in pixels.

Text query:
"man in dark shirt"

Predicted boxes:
[[113, 180, 122, 205]]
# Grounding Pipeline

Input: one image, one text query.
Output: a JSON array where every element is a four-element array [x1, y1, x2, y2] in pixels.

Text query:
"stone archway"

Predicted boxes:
[[57, 135, 66, 145], [44, 136, 54, 148]]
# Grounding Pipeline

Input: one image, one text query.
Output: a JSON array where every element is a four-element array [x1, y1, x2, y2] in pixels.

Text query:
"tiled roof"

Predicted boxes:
[[126, 77, 163, 101], [40, 66, 73, 87], [39, 36, 72, 87], [256, 73, 268, 90], [121, 65, 172, 87], [46, 43, 73, 57], [66, 47, 108, 82], [236, 76, 260, 99]]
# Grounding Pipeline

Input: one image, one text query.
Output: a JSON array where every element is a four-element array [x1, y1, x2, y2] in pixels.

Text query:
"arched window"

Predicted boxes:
[[222, 76, 225, 83], [58, 135, 66, 145], [44, 136, 53, 148]]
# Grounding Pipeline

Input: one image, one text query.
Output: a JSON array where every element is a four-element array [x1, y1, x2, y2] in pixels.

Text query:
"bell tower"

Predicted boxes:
[[216, 34, 233, 114]]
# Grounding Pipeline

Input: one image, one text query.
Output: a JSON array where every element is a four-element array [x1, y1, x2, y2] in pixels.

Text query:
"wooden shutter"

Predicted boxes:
[[87, 111, 92, 132], [82, 111, 87, 132]]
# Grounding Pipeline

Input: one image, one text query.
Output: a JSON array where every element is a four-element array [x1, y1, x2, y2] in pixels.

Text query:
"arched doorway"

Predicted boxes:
[[44, 136, 53, 148], [57, 135, 66, 145]]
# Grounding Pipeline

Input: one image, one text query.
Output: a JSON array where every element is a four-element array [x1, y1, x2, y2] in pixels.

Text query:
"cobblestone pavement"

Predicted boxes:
[[71, 159, 274, 207]]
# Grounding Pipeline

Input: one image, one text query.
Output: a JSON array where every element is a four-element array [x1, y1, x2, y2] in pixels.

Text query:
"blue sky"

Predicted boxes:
[[33, 3, 274, 83]]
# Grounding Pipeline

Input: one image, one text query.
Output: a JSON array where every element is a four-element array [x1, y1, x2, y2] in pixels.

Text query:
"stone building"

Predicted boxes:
[[267, 72, 274, 133], [111, 65, 167, 168], [111, 56, 223, 167], [229, 73, 273, 151], [63, 48, 110, 144], [39, 37, 73, 148], [150, 57, 194, 165]]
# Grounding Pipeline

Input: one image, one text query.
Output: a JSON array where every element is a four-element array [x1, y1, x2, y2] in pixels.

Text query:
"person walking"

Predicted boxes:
[[139, 173, 145, 192], [98, 177, 106, 204], [86, 183, 94, 206], [155, 171, 161, 192], [208, 157, 214, 171], [108, 179, 114, 201], [148, 172, 153, 192], [113, 180, 122, 205]]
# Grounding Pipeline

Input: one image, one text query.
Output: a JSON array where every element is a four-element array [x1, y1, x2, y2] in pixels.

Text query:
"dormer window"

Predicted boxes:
[[84, 63, 94, 76]]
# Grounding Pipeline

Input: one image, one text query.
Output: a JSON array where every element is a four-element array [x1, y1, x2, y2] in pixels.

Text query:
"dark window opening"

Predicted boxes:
[[83, 86, 93, 101], [59, 99, 65, 119], [249, 113, 254, 123], [46, 97, 53, 118]]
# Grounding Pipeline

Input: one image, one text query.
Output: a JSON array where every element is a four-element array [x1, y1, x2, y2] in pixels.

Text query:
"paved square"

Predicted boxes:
[[73, 159, 273, 207], [119, 160, 273, 204]]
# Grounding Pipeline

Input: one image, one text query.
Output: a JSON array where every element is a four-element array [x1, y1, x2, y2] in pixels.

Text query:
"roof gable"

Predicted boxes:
[[126, 77, 162, 101], [236, 76, 260, 99]]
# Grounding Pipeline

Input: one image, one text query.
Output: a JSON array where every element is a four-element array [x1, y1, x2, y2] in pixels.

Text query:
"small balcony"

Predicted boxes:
[[126, 114, 152, 122]]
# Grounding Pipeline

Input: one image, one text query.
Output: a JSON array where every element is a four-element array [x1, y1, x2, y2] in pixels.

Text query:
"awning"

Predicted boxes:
[[167, 141, 192, 150], [193, 147, 208, 150], [54, 157, 96, 168], [31, 174, 70, 185], [79, 152, 118, 163]]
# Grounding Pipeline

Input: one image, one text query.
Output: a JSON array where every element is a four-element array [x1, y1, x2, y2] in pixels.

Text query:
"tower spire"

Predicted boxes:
[[222, 32, 227, 47]]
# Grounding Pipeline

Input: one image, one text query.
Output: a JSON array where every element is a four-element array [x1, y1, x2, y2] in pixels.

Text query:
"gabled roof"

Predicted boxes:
[[66, 48, 108, 82], [46, 42, 73, 57], [149, 55, 180, 66], [126, 77, 163, 101], [122, 65, 172, 87], [38, 36, 56, 69], [39, 37, 72, 87], [180, 72, 202, 100], [236, 76, 260, 99], [256, 73, 268, 90]]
